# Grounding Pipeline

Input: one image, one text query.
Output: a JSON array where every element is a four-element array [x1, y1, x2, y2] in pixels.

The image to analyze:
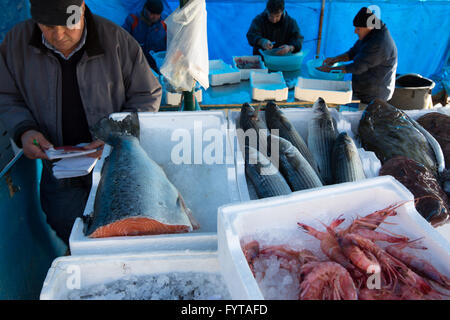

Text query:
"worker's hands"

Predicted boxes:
[[21, 130, 52, 160], [316, 65, 332, 73], [260, 39, 273, 50], [276, 45, 294, 55], [323, 57, 338, 67], [82, 140, 105, 159]]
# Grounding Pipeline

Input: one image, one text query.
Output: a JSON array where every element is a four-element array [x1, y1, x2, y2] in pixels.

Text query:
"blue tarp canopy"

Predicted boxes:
[[1, 0, 449, 78]]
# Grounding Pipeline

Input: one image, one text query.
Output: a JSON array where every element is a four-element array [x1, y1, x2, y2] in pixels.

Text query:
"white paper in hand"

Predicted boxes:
[[53, 156, 98, 179]]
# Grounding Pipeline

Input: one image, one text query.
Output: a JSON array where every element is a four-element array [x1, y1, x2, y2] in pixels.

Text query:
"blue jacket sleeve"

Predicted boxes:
[[122, 14, 133, 33], [345, 40, 386, 75]]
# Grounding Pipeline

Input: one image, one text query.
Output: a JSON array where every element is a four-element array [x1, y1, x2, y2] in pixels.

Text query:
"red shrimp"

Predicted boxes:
[[299, 261, 358, 300]]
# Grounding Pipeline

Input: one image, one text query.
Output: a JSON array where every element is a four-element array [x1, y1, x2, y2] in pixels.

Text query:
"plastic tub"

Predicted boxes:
[[388, 73, 435, 110], [306, 58, 345, 81], [217, 176, 450, 299], [259, 49, 308, 72]]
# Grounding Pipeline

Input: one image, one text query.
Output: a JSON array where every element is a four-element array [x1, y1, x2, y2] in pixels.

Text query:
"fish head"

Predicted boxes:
[[312, 97, 329, 114], [91, 112, 140, 144]]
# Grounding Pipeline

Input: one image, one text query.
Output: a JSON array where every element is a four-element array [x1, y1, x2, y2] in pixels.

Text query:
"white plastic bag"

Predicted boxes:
[[160, 0, 209, 91]]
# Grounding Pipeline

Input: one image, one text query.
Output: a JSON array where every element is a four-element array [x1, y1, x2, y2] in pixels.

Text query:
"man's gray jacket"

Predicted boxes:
[[345, 23, 397, 104], [0, 7, 162, 147]]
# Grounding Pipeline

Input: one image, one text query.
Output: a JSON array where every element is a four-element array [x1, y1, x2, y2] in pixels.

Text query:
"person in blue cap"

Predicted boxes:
[[123, 0, 168, 74], [318, 7, 398, 105]]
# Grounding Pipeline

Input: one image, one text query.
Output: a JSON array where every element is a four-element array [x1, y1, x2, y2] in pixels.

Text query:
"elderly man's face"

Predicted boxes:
[[354, 26, 373, 40], [268, 10, 283, 24], [38, 3, 85, 57]]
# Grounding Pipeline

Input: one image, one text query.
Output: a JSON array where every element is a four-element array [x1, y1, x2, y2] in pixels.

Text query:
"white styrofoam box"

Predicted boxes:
[[217, 176, 450, 299], [295, 77, 352, 105], [209, 59, 241, 86], [70, 111, 242, 255], [227, 108, 379, 200], [165, 88, 203, 106], [40, 251, 230, 300], [232, 55, 268, 80], [249, 72, 288, 101], [339, 105, 450, 137]]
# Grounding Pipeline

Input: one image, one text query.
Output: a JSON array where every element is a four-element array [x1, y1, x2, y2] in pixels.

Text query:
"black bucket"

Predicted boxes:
[[388, 73, 435, 110]]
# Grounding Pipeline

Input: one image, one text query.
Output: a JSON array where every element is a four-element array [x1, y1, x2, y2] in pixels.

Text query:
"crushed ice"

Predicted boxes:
[[67, 272, 231, 300]]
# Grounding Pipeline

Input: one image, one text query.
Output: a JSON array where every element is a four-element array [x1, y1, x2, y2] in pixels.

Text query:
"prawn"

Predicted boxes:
[[299, 261, 358, 300]]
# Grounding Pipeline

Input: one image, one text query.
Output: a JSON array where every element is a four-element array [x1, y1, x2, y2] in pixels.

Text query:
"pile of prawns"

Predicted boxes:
[[242, 201, 450, 300]]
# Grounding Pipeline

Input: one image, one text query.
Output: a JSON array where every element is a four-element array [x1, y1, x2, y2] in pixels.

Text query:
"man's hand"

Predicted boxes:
[[323, 57, 338, 66], [260, 39, 273, 50], [275, 45, 293, 56], [21, 130, 52, 160], [82, 140, 105, 159], [316, 65, 332, 73]]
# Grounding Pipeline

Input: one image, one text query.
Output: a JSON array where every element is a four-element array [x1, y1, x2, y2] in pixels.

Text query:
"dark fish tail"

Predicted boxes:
[[91, 112, 140, 145]]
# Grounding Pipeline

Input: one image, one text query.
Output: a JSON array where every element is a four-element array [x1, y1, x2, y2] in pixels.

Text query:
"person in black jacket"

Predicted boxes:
[[246, 0, 303, 56], [318, 7, 398, 104]]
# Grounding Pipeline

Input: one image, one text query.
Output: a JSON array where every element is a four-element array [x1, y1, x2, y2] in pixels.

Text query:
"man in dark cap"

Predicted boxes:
[[317, 7, 398, 105], [123, 0, 168, 73], [247, 0, 304, 56], [0, 0, 162, 247]]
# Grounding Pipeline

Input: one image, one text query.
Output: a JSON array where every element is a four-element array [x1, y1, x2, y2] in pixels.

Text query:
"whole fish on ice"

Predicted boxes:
[[307, 98, 337, 185], [265, 101, 320, 175], [332, 132, 366, 184], [84, 113, 199, 238]]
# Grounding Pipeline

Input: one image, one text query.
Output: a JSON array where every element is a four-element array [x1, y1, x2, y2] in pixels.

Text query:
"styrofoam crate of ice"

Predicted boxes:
[[40, 251, 232, 300]]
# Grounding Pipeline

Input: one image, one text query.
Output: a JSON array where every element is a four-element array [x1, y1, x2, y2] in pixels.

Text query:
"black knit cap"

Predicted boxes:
[[145, 0, 163, 14], [30, 0, 84, 26], [353, 7, 380, 28]]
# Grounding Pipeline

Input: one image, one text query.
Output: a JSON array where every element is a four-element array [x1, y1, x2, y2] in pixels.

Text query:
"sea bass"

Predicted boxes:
[[84, 113, 199, 238], [307, 98, 337, 185], [271, 135, 323, 191], [331, 132, 366, 184], [244, 145, 292, 199], [265, 101, 320, 175], [239, 103, 270, 155]]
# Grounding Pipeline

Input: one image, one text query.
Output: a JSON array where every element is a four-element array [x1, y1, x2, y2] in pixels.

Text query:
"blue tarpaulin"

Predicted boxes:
[[1, 0, 449, 78]]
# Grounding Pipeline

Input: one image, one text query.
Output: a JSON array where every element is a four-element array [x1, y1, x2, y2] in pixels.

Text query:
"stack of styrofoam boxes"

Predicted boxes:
[[209, 59, 241, 86], [217, 176, 450, 299], [227, 108, 382, 200], [249, 72, 288, 101], [232, 55, 268, 81], [295, 77, 352, 105], [40, 111, 245, 299]]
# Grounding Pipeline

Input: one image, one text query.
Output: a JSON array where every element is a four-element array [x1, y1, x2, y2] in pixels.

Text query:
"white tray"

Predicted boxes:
[[40, 251, 231, 300], [295, 77, 352, 104], [217, 176, 450, 299], [250, 72, 288, 101], [69, 111, 242, 255], [209, 59, 241, 86], [232, 55, 268, 80]]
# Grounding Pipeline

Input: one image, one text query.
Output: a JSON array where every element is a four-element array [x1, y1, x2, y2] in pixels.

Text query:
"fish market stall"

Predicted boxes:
[[69, 111, 242, 255]]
